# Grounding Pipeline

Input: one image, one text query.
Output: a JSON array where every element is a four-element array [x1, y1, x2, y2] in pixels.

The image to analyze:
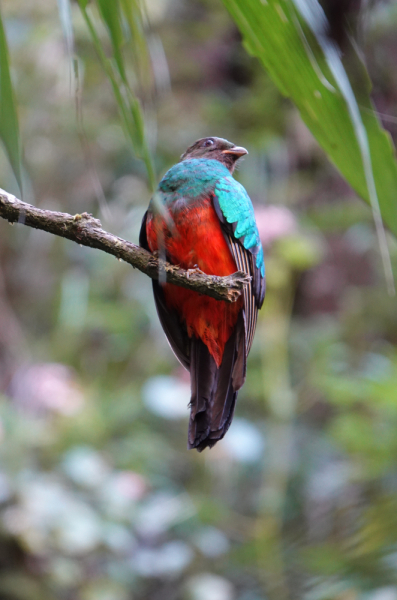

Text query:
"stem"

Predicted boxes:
[[0, 189, 250, 303]]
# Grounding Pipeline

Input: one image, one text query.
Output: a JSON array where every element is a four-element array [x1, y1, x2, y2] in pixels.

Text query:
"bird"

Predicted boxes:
[[139, 137, 265, 451]]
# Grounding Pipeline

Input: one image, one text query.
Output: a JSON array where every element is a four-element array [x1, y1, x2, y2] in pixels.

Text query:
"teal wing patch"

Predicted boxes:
[[215, 176, 264, 278], [213, 175, 265, 354], [214, 176, 264, 278]]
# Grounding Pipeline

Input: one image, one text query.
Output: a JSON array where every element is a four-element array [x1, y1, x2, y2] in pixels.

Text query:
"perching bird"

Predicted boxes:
[[139, 137, 265, 451]]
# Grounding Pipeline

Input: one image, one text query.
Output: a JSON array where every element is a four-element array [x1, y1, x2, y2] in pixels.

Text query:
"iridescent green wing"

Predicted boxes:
[[213, 176, 265, 353]]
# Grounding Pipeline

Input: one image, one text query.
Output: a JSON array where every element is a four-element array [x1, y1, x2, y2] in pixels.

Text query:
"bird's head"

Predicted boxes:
[[180, 137, 248, 173]]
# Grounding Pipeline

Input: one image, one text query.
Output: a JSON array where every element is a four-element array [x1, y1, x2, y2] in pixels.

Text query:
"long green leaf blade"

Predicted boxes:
[[223, 0, 397, 241], [96, 0, 127, 83], [76, 0, 156, 191], [0, 8, 22, 191]]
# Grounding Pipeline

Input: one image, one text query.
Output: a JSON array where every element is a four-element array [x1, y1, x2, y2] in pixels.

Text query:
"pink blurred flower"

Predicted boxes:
[[9, 363, 84, 416], [255, 205, 297, 248], [112, 471, 147, 502]]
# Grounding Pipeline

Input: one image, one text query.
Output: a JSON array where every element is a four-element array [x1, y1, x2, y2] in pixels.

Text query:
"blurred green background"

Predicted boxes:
[[1, 1, 397, 599]]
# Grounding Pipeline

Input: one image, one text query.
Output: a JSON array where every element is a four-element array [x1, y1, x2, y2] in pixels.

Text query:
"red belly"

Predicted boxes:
[[146, 197, 243, 367]]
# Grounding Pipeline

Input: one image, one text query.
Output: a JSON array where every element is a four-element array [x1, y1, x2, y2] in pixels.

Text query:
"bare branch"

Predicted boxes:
[[0, 189, 250, 303]]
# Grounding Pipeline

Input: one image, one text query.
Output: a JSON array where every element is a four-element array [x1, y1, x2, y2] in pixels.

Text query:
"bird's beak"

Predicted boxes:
[[222, 146, 248, 157]]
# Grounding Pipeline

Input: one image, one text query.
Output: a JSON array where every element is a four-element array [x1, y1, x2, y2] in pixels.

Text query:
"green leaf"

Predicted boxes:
[[76, 0, 156, 191], [96, 0, 127, 83], [222, 0, 397, 243], [0, 8, 22, 191], [120, 0, 152, 87]]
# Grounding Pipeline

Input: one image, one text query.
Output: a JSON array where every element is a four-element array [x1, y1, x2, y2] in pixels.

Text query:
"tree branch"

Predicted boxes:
[[0, 189, 250, 303]]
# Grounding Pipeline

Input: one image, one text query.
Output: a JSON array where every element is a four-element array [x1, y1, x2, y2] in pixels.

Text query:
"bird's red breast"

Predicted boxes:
[[146, 196, 243, 367]]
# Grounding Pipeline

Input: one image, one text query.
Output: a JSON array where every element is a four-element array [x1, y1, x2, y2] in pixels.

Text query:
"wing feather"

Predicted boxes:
[[228, 235, 258, 355], [212, 174, 265, 355]]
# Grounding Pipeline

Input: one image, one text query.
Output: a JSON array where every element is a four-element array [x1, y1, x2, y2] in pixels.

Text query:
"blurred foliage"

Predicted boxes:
[[223, 0, 397, 245], [0, 9, 21, 190], [76, 0, 157, 190], [0, 1, 397, 600]]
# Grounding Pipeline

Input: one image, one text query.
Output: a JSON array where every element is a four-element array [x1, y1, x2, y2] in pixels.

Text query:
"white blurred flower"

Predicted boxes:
[[221, 419, 265, 463], [193, 527, 230, 558], [369, 588, 397, 600], [142, 375, 190, 420], [133, 541, 193, 577], [62, 446, 110, 488], [3, 506, 32, 535], [55, 502, 102, 555], [306, 462, 353, 502], [186, 573, 235, 600], [101, 471, 147, 519], [102, 522, 136, 554], [135, 492, 195, 538], [4, 473, 103, 555], [18, 475, 69, 527]]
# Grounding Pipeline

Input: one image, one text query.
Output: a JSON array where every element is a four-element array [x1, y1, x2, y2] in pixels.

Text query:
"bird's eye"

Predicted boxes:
[[202, 139, 214, 148]]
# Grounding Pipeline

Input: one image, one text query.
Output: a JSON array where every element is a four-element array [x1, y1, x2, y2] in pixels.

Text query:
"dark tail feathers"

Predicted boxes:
[[188, 313, 246, 451]]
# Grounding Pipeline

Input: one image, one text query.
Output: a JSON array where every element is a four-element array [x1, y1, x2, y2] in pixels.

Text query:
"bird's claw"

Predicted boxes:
[[186, 265, 205, 279]]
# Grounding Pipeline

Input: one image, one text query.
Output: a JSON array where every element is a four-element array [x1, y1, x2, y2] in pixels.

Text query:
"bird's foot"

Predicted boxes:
[[186, 265, 206, 279]]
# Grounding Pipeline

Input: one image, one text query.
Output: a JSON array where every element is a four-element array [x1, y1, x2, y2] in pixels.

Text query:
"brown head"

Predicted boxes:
[[180, 136, 248, 174]]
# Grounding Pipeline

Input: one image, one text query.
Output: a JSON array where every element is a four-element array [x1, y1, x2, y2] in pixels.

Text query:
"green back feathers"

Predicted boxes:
[[159, 158, 229, 197]]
